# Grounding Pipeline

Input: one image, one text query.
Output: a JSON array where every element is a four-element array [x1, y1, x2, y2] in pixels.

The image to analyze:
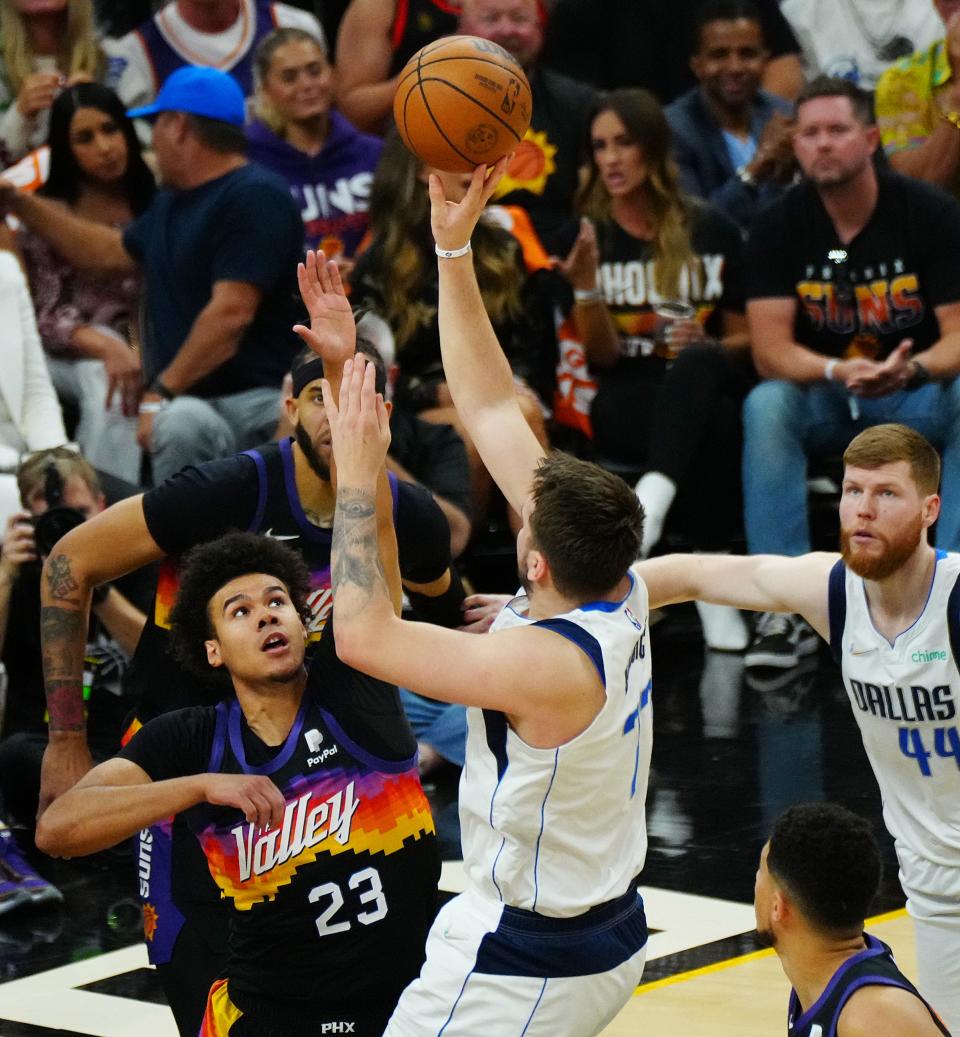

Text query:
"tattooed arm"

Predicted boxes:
[[326, 357, 401, 636], [38, 496, 165, 817], [324, 359, 607, 743]]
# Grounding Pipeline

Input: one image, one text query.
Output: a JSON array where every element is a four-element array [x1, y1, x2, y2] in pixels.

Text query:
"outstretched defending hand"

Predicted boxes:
[[293, 249, 356, 365], [428, 155, 511, 253], [322, 356, 391, 487]]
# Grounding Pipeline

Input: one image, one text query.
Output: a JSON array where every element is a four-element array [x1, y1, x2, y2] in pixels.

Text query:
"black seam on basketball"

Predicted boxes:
[[411, 54, 525, 74], [399, 44, 425, 149], [417, 76, 524, 142], [417, 73, 476, 167], [395, 54, 527, 95]]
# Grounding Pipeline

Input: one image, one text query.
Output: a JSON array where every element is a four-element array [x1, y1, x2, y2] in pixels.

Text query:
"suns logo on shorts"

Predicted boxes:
[[142, 902, 159, 942]]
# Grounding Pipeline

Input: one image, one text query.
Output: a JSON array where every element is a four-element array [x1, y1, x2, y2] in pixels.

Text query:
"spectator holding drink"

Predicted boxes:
[[555, 89, 752, 648]]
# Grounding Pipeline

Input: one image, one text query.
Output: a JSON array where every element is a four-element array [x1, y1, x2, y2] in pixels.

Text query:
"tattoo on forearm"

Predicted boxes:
[[46, 553, 80, 602], [41, 606, 86, 731], [332, 488, 388, 615], [45, 680, 86, 732]]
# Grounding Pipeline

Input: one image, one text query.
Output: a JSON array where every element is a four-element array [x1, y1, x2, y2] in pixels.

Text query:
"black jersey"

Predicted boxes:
[[121, 626, 440, 1024], [746, 171, 960, 362], [788, 934, 951, 1037], [387, 0, 460, 76], [128, 438, 450, 723]]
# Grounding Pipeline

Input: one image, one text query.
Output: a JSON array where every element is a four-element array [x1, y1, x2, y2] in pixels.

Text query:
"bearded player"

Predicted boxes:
[[36, 532, 439, 1036], [639, 422, 960, 1032]]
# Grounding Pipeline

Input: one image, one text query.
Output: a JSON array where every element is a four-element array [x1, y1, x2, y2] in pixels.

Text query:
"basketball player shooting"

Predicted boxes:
[[322, 161, 650, 1036], [637, 422, 960, 1034]]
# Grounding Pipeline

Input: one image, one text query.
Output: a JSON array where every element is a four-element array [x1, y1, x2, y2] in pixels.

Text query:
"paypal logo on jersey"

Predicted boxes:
[[304, 727, 339, 767]]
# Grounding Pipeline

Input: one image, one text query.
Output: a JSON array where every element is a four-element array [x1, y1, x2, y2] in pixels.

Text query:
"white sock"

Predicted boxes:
[[634, 471, 676, 558], [695, 600, 749, 651]]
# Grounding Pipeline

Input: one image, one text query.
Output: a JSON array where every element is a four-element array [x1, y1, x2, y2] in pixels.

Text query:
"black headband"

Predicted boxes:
[[291, 357, 327, 398]]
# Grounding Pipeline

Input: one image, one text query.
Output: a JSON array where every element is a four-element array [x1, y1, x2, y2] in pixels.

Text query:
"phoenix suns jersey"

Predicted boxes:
[[828, 553, 960, 874], [788, 933, 950, 1036], [460, 572, 653, 916], [120, 624, 440, 1008], [128, 438, 448, 720]]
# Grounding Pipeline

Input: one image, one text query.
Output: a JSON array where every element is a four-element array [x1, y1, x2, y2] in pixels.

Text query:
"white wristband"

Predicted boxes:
[[435, 241, 472, 259], [824, 358, 839, 381], [138, 400, 169, 415]]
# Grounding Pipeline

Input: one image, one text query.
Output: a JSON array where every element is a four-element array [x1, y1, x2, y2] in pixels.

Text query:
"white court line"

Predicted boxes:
[[0, 945, 178, 1036], [0, 880, 755, 1036]]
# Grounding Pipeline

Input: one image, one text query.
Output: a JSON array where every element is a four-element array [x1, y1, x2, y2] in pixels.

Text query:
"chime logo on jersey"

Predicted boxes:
[[233, 782, 359, 884]]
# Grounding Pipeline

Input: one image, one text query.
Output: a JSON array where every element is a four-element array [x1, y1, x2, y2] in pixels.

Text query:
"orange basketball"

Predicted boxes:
[[393, 35, 532, 173]]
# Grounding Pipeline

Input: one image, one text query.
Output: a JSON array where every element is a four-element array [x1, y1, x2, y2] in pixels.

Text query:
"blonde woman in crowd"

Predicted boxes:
[[0, 0, 103, 166]]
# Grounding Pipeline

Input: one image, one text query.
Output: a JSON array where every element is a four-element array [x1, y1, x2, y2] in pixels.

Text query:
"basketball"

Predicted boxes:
[[393, 35, 533, 173]]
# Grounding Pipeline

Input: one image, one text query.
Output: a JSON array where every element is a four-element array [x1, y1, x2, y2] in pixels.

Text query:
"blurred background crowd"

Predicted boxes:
[[1, 0, 960, 915]]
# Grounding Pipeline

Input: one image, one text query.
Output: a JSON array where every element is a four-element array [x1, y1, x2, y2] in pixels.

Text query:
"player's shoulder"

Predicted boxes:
[[838, 982, 944, 1037], [804, 551, 842, 575]]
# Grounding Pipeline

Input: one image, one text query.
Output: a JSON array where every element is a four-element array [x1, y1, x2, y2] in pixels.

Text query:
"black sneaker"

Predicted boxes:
[[745, 612, 819, 669]]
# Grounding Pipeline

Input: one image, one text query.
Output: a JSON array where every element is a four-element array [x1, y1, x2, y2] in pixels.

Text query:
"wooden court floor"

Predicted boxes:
[[601, 910, 915, 1036]]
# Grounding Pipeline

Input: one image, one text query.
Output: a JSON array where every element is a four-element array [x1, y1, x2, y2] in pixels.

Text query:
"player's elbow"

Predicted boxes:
[[332, 622, 367, 668], [751, 347, 781, 381], [34, 810, 77, 858]]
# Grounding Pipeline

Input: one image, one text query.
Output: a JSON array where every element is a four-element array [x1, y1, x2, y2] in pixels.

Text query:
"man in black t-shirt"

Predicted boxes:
[[756, 803, 950, 1037], [458, 0, 597, 254], [743, 76, 960, 669], [1, 66, 306, 485], [36, 533, 440, 1037]]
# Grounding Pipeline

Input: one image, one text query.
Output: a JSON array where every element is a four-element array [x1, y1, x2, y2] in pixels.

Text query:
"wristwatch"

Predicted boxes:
[[906, 359, 931, 389]]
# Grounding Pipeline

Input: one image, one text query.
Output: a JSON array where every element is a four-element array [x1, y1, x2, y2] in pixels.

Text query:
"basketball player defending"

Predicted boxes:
[[639, 422, 960, 1034], [756, 803, 950, 1037], [322, 162, 650, 1034], [35, 532, 440, 1036]]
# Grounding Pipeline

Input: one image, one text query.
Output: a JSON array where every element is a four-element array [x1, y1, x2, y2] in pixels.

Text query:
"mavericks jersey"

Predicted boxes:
[[460, 572, 653, 916], [829, 553, 960, 870], [788, 933, 950, 1036]]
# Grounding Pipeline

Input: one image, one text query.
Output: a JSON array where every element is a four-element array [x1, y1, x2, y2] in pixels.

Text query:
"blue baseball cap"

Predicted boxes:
[[126, 66, 245, 126]]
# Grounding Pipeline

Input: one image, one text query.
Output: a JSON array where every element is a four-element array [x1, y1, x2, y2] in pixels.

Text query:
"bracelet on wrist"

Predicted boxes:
[[138, 400, 169, 415], [906, 358, 932, 389], [149, 376, 174, 400], [435, 241, 472, 259], [573, 288, 603, 304], [824, 358, 839, 381]]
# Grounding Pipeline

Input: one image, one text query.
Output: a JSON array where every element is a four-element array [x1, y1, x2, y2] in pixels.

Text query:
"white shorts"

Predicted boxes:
[[896, 846, 960, 1034], [383, 885, 648, 1037]]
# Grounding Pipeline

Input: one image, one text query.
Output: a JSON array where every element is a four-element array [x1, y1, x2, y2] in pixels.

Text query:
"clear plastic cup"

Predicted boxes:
[[653, 300, 697, 360]]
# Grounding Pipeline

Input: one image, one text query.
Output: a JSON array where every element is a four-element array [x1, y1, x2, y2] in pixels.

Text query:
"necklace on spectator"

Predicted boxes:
[[838, 0, 914, 62]]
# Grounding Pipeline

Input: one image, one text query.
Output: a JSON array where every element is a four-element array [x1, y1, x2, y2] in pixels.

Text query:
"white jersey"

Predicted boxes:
[[780, 0, 942, 90], [102, 0, 325, 111], [830, 553, 960, 870], [459, 573, 653, 917]]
